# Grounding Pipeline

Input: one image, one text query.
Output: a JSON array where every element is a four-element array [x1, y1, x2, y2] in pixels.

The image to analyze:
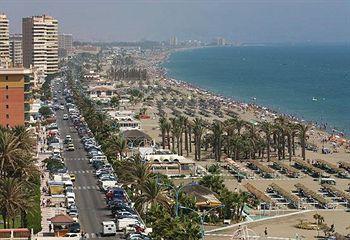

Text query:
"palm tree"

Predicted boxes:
[[223, 118, 236, 158], [289, 123, 299, 156], [115, 134, 128, 160], [178, 115, 187, 156], [181, 116, 189, 157], [188, 122, 192, 154], [0, 130, 24, 176], [211, 121, 224, 162], [234, 119, 246, 135], [134, 179, 170, 215], [273, 124, 284, 160], [172, 119, 182, 154], [298, 124, 310, 160], [116, 155, 153, 192], [284, 124, 293, 162], [199, 175, 225, 192], [260, 122, 273, 162], [159, 117, 168, 149], [11, 126, 35, 153], [0, 178, 31, 228], [246, 123, 260, 159], [170, 118, 177, 152], [192, 118, 205, 161], [165, 121, 171, 150]]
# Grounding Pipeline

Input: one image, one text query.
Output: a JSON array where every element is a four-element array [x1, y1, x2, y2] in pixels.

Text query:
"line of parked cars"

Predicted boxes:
[[63, 85, 151, 240], [43, 81, 81, 237]]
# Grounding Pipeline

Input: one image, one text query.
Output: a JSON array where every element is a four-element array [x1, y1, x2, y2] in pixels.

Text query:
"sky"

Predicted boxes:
[[1, 0, 350, 43]]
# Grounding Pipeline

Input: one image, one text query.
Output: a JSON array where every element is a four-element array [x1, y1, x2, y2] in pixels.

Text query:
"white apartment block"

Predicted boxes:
[[9, 34, 22, 66], [22, 15, 58, 75], [58, 33, 73, 57], [0, 13, 10, 67]]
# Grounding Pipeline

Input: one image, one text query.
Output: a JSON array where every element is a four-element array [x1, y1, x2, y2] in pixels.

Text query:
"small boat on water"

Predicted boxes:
[[312, 97, 318, 101]]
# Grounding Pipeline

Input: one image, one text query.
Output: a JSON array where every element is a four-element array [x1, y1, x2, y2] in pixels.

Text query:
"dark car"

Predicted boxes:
[[68, 222, 80, 233]]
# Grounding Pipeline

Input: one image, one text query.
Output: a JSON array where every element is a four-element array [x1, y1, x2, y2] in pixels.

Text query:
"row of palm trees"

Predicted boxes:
[[0, 126, 40, 230], [159, 115, 310, 162], [67, 73, 129, 161]]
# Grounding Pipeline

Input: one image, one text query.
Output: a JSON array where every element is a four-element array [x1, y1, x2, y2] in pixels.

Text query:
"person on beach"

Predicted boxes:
[[264, 227, 268, 237]]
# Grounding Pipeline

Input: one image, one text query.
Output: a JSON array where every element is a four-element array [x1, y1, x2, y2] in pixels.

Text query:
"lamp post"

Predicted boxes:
[[158, 183, 186, 217], [179, 205, 224, 240]]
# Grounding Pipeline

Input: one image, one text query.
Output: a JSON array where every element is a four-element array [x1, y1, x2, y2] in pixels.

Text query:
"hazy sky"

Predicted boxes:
[[2, 0, 350, 43]]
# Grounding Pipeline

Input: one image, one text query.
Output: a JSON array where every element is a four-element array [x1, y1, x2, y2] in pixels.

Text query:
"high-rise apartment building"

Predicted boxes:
[[9, 34, 22, 66], [216, 37, 226, 46], [0, 68, 32, 127], [22, 15, 58, 75], [58, 33, 73, 57], [169, 36, 178, 46], [0, 13, 10, 67]]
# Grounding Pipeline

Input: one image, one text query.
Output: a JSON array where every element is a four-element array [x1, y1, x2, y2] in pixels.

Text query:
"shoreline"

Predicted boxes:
[[153, 46, 346, 139]]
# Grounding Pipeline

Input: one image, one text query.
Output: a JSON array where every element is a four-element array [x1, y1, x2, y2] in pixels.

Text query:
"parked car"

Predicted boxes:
[[67, 143, 75, 151], [68, 222, 81, 233], [101, 221, 116, 236]]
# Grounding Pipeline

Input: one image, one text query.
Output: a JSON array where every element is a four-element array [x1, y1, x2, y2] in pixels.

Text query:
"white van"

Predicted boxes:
[[64, 180, 73, 188], [66, 192, 76, 199], [66, 197, 75, 208], [89, 155, 107, 163], [115, 218, 140, 231], [99, 180, 119, 192], [101, 221, 116, 236]]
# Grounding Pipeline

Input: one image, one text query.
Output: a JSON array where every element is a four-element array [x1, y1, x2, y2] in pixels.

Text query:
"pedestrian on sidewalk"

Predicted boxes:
[[49, 224, 52, 233], [264, 227, 268, 238]]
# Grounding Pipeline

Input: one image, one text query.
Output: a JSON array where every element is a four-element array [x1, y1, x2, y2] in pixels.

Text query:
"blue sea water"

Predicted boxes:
[[163, 46, 350, 135]]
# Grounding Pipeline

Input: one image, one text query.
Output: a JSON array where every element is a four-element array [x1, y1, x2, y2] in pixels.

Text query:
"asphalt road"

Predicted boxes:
[[54, 81, 121, 240]]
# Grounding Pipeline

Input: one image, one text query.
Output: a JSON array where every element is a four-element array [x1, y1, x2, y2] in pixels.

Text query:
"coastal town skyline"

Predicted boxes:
[[2, 0, 350, 43], [1, 2, 350, 240]]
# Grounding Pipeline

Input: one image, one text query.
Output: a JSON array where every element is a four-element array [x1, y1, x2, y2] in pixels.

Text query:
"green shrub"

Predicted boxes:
[[27, 183, 42, 233]]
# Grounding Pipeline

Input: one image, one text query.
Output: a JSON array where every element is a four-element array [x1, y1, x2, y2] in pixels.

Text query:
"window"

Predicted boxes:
[[6, 105, 9, 109], [5, 76, 8, 81], [5, 85, 8, 90], [6, 114, 9, 119], [5, 95, 9, 99]]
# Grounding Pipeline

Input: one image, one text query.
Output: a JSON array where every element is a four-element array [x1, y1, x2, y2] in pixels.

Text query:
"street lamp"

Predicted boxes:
[[158, 183, 186, 217], [179, 204, 225, 240]]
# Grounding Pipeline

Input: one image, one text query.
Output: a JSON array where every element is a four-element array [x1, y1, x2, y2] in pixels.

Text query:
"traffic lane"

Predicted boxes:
[[55, 83, 121, 239], [57, 109, 118, 238], [59, 115, 101, 235]]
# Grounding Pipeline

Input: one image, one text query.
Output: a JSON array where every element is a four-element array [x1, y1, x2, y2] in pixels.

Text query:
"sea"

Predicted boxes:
[[163, 45, 350, 135]]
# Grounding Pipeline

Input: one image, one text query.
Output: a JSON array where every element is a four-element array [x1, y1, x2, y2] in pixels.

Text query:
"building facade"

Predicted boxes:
[[22, 15, 58, 75], [0, 13, 10, 67], [9, 34, 23, 66], [169, 36, 178, 46], [58, 33, 73, 57], [0, 68, 32, 127]]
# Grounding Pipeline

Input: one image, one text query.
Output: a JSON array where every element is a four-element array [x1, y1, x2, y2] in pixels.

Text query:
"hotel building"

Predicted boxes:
[[0, 13, 10, 67], [9, 34, 23, 66], [22, 15, 58, 75], [0, 68, 32, 127], [58, 33, 73, 57]]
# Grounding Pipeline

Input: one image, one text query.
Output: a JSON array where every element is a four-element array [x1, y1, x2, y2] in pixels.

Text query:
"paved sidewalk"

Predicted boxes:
[[36, 125, 66, 236]]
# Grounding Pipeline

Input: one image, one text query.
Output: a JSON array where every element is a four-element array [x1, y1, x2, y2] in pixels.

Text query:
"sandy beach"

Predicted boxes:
[[114, 47, 350, 239]]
